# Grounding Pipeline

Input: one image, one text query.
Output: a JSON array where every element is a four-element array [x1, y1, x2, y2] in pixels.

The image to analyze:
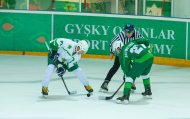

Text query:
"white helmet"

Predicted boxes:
[[112, 40, 124, 53], [77, 40, 89, 53]]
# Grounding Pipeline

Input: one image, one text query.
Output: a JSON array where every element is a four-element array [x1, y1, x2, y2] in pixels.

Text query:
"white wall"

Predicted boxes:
[[173, 0, 190, 18]]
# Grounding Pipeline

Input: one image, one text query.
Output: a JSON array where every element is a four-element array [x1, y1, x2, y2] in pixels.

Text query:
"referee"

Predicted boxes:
[[99, 24, 143, 92]]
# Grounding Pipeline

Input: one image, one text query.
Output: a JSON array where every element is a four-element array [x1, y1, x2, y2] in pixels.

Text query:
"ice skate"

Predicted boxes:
[[42, 87, 49, 97], [116, 95, 129, 104], [85, 85, 93, 97], [142, 88, 152, 99], [99, 81, 109, 93]]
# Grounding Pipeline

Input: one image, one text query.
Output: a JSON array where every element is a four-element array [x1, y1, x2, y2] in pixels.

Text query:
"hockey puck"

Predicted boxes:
[[87, 93, 91, 97]]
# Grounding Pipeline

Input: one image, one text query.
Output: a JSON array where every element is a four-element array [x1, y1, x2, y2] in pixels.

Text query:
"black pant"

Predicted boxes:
[[104, 56, 120, 82]]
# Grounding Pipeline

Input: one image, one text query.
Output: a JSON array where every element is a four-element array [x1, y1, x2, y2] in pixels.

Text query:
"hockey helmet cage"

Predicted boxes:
[[77, 40, 89, 53]]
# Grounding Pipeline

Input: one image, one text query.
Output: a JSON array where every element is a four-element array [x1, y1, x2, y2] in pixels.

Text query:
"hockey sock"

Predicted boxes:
[[124, 82, 132, 96], [143, 78, 151, 90]]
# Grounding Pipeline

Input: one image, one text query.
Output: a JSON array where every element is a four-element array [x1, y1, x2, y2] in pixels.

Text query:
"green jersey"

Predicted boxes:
[[119, 39, 153, 75]]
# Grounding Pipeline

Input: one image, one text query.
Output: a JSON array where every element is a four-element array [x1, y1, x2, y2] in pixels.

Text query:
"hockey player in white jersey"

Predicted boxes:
[[42, 38, 93, 96]]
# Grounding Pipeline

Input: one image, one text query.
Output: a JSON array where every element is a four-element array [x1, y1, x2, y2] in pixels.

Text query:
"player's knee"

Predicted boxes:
[[125, 77, 133, 83], [141, 74, 150, 79]]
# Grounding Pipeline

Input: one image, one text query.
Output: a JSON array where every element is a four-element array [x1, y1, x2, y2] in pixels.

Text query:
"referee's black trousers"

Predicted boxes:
[[104, 56, 120, 82]]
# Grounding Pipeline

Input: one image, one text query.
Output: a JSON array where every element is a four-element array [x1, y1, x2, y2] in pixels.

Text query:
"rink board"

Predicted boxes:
[[0, 10, 190, 66]]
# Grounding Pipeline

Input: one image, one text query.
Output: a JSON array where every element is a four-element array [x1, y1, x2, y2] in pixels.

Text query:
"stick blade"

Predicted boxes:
[[69, 91, 77, 95], [105, 96, 113, 100]]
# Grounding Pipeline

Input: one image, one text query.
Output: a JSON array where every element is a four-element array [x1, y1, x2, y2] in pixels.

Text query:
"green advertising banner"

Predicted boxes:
[[54, 15, 114, 55], [0, 12, 51, 52], [135, 19, 186, 59], [0, 11, 189, 60], [54, 14, 187, 59]]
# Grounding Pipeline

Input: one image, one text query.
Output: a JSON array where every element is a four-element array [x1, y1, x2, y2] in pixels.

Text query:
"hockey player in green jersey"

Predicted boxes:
[[112, 38, 154, 104], [42, 38, 93, 96]]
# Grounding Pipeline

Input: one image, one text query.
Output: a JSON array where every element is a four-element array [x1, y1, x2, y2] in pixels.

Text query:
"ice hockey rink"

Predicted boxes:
[[0, 54, 190, 119]]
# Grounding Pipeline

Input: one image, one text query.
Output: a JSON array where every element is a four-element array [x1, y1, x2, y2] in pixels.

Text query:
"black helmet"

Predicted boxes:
[[124, 24, 134, 33]]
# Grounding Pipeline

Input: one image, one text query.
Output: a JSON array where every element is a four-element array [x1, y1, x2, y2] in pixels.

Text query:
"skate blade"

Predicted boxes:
[[116, 100, 129, 105], [143, 95, 152, 99], [99, 88, 108, 93], [69, 91, 77, 95]]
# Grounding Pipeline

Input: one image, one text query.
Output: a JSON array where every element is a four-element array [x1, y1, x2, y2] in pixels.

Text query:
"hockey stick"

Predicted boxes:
[[104, 81, 125, 100], [38, 38, 77, 95]]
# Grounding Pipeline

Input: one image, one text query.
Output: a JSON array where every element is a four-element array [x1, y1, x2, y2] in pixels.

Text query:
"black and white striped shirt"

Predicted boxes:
[[110, 29, 143, 52]]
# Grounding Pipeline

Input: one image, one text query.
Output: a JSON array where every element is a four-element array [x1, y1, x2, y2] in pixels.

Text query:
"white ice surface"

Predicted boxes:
[[0, 54, 190, 119]]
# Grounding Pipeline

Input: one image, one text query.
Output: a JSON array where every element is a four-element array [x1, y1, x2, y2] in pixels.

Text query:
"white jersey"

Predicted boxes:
[[57, 38, 81, 64], [43, 38, 91, 89]]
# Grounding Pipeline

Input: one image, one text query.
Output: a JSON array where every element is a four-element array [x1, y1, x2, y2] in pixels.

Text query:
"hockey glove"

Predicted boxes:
[[56, 66, 66, 77], [50, 50, 58, 63]]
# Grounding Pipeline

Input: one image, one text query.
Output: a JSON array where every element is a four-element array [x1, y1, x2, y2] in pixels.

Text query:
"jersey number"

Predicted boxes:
[[129, 45, 143, 54]]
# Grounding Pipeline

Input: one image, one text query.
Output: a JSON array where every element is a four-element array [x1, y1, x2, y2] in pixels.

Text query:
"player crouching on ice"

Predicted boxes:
[[112, 38, 154, 104], [41, 38, 93, 96]]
